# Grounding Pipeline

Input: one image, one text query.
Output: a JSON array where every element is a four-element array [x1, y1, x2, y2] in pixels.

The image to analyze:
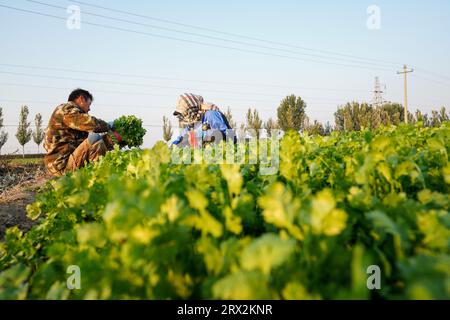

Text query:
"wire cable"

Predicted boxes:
[[26, 0, 400, 69], [0, 3, 396, 72], [69, 0, 403, 67], [0, 70, 355, 101], [0, 63, 369, 93]]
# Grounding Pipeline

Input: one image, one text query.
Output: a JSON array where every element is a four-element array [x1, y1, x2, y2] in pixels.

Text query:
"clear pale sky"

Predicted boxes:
[[0, 0, 449, 154]]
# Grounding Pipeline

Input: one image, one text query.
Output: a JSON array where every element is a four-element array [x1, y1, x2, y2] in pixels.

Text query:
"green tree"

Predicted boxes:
[[336, 102, 447, 131], [238, 122, 246, 140], [335, 102, 374, 131], [303, 116, 325, 136], [224, 107, 236, 129], [439, 106, 449, 123], [32, 113, 46, 153], [334, 107, 346, 131], [430, 110, 441, 127], [162, 116, 173, 142], [264, 117, 279, 137], [333, 102, 409, 131], [413, 107, 448, 127], [422, 113, 430, 127], [246, 108, 263, 138], [324, 121, 333, 135], [0, 132, 7, 155], [0, 107, 8, 155], [415, 109, 424, 123], [277, 94, 306, 132], [15, 105, 32, 158], [378, 103, 404, 125]]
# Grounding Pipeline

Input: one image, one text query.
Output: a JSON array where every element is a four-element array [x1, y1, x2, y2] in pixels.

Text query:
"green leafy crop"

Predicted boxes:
[[0, 123, 448, 300], [111, 115, 147, 148]]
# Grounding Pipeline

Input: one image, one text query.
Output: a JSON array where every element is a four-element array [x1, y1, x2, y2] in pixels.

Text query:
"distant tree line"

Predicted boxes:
[[0, 105, 46, 157], [220, 95, 449, 139], [334, 102, 449, 132]]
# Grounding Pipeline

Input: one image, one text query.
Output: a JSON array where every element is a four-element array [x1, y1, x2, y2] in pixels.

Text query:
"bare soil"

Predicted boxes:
[[0, 160, 53, 240]]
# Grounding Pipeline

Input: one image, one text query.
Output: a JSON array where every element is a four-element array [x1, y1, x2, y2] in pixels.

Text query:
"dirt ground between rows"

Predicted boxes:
[[0, 161, 53, 240]]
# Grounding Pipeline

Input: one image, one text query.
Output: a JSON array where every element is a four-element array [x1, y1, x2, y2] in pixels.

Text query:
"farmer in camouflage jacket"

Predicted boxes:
[[44, 89, 120, 176]]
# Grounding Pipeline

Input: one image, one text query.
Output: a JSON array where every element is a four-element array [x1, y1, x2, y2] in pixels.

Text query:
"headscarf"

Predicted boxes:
[[174, 93, 219, 126]]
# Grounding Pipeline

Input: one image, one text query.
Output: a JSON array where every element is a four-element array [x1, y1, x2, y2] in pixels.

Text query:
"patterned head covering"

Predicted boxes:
[[174, 93, 219, 126]]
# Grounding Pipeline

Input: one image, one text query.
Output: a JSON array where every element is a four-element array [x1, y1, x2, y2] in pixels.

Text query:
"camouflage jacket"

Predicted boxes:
[[44, 102, 110, 174]]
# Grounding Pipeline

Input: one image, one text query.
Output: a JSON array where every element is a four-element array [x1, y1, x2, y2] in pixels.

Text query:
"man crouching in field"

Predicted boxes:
[[44, 89, 120, 176]]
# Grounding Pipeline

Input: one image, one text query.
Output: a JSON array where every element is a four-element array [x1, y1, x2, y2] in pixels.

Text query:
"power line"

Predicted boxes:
[[0, 63, 368, 93], [0, 93, 345, 109], [0, 70, 283, 97], [1, 61, 368, 93], [0, 83, 345, 107], [66, 1, 447, 85], [411, 74, 450, 87], [414, 67, 450, 82], [26, 0, 399, 69], [0, 71, 353, 102], [0, 3, 396, 72], [0, 82, 271, 102], [4, 3, 450, 88], [69, 0, 402, 67], [1, 67, 447, 109]]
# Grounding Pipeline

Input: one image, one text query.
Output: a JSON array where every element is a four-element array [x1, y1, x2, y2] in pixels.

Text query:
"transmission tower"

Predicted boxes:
[[372, 77, 385, 108]]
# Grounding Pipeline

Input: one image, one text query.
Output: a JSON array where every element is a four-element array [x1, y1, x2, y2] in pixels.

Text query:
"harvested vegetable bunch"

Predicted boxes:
[[111, 115, 147, 147]]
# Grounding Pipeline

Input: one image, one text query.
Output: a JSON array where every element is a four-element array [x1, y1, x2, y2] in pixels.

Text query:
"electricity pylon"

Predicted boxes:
[[372, 77, 385, 108], [397, 65, 414, 123]]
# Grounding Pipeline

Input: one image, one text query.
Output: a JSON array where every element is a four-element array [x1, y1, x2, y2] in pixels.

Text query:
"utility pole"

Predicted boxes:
[[397, 65, 414, 123]]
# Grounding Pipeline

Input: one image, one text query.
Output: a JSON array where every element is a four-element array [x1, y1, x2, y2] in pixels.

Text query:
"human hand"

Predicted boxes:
[[112, 131, 123, 143]]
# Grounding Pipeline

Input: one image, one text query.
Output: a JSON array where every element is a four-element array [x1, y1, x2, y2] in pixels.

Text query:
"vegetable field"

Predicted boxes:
[[0, 123, 449, 300]]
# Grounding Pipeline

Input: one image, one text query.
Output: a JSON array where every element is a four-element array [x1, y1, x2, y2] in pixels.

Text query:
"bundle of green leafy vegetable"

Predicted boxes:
[[111, 115, 147, 148]]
